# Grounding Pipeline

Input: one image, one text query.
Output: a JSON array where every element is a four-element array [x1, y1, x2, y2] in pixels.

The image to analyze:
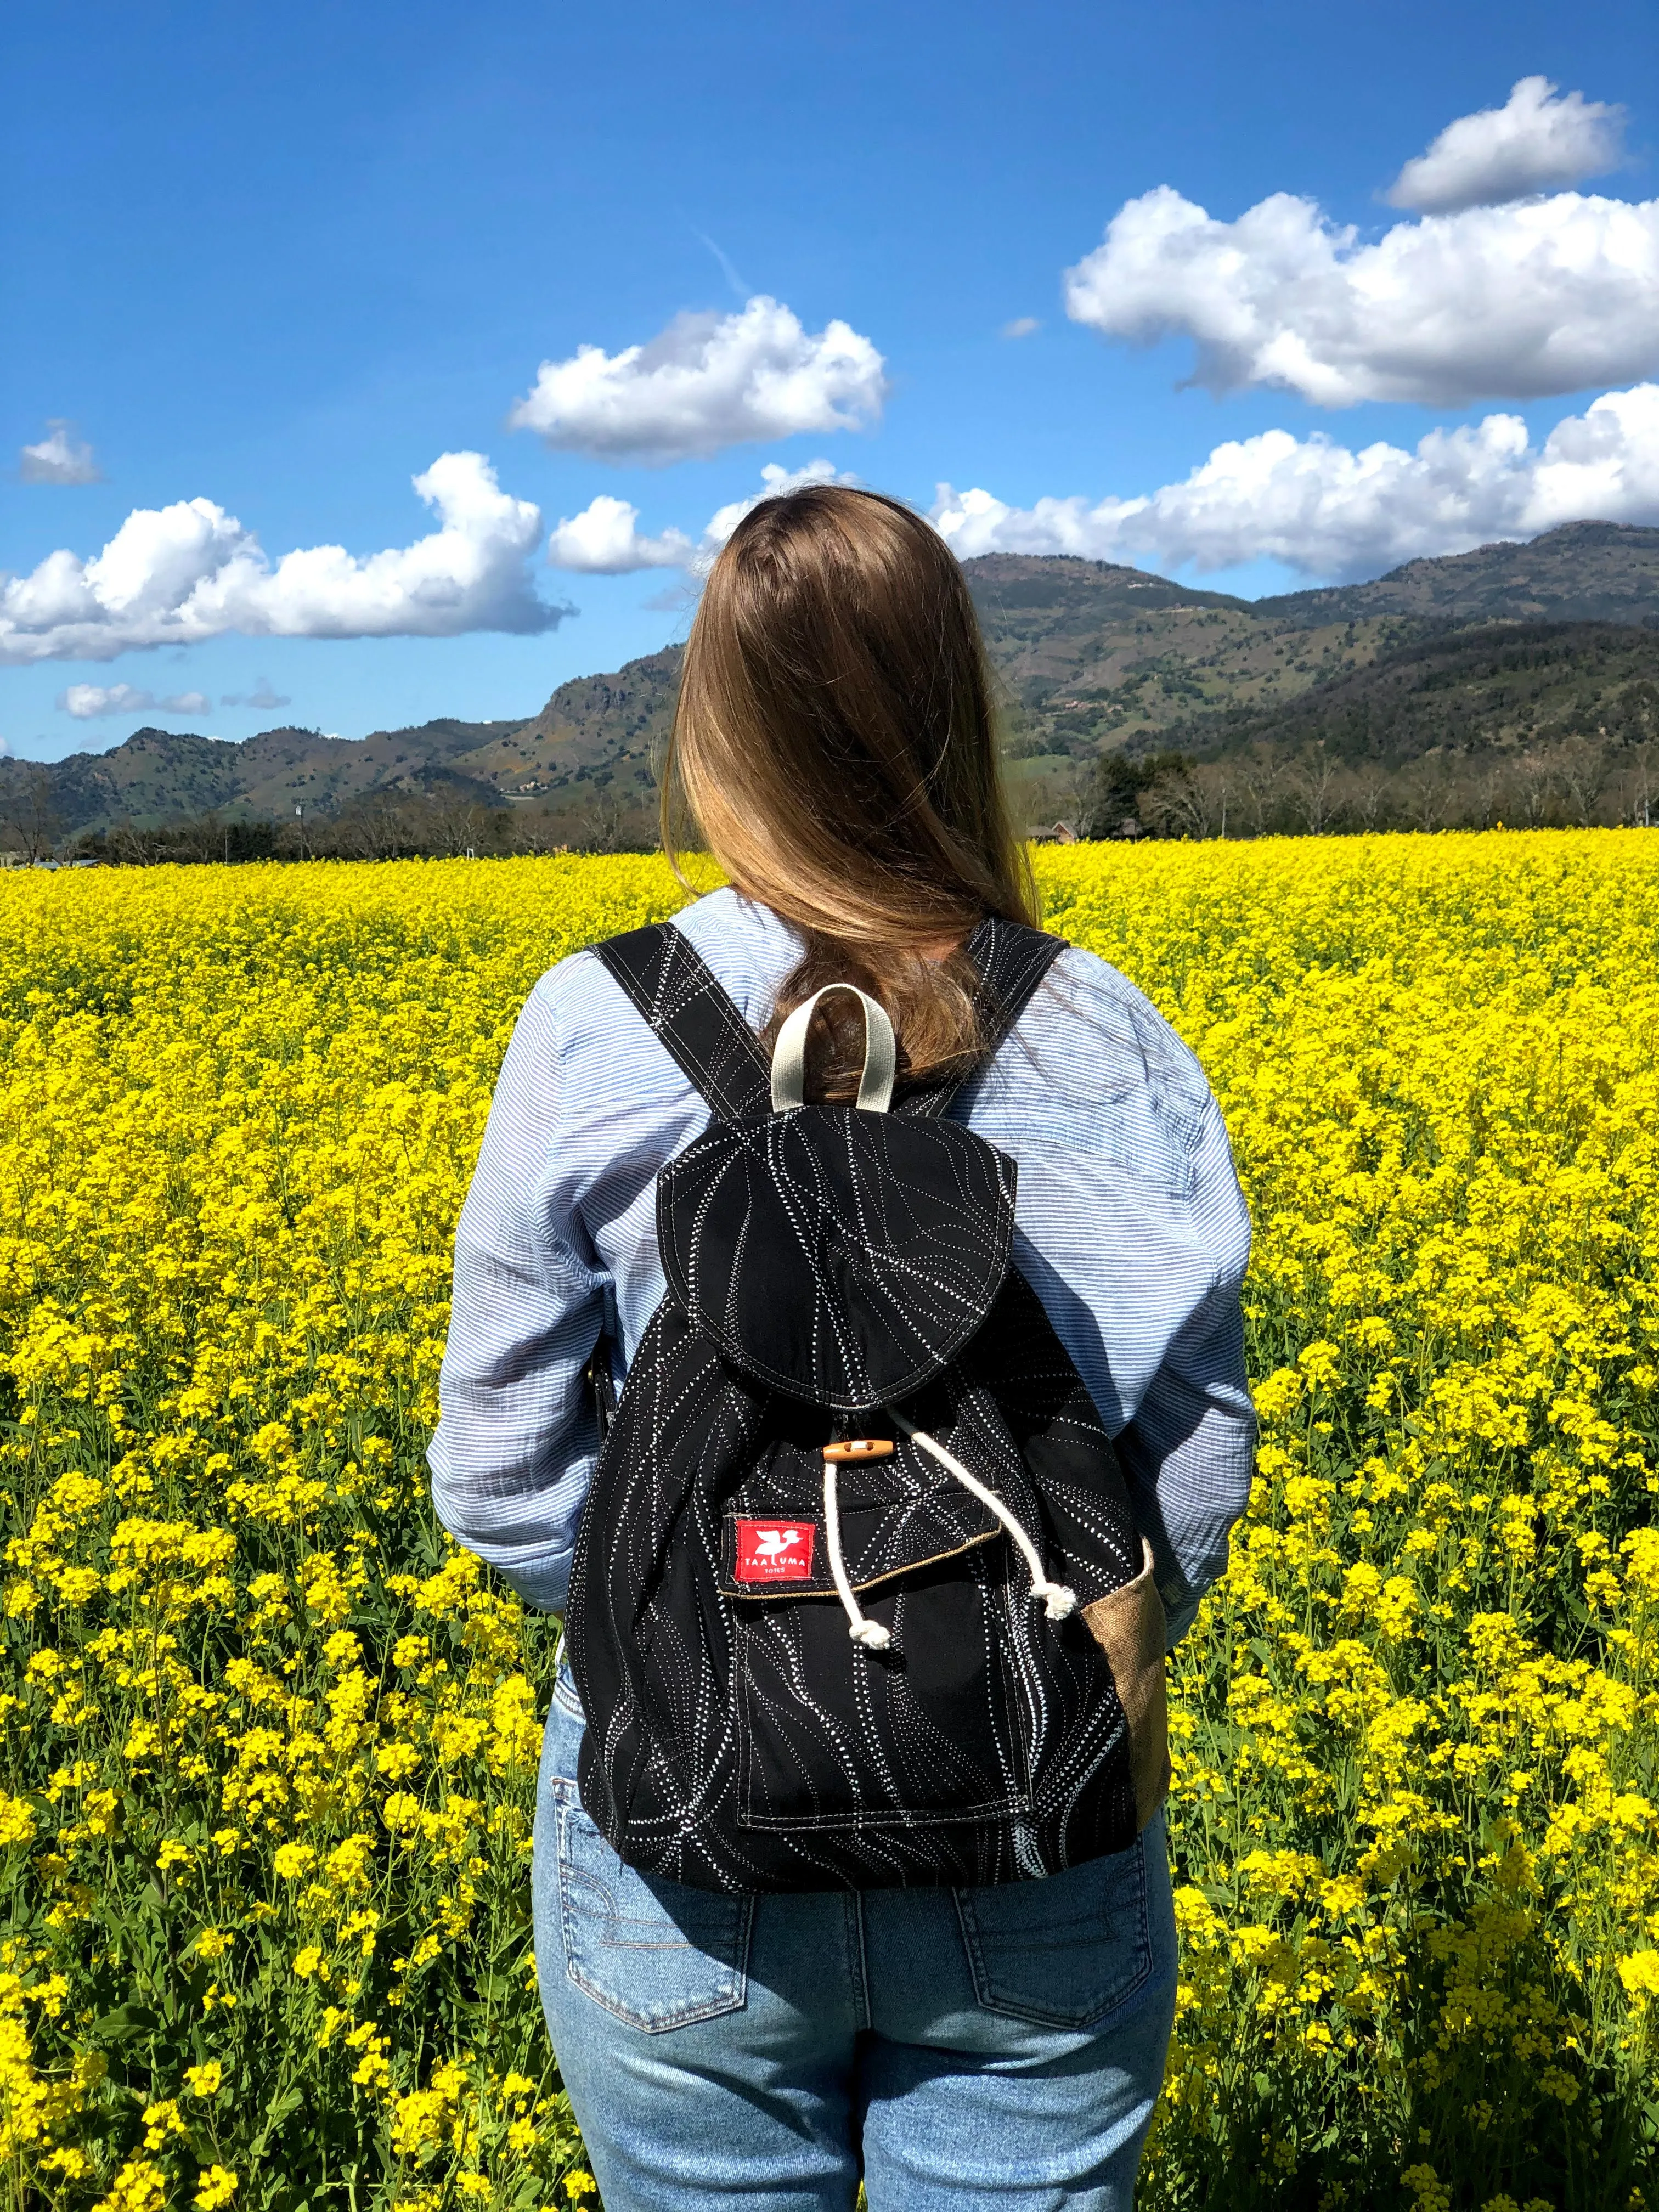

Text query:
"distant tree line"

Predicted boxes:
[[7, 733, 1656, 869], [4, 778, 662, 867], [1075, 734, 1658, 842]]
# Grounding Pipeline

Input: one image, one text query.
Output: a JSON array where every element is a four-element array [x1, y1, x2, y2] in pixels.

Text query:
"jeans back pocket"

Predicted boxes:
[[953, 1829, 1155, 2029], [555, 1784, 754, 2034]]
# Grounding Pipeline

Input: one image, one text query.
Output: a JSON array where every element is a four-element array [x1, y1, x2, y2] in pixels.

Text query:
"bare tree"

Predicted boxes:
[[1555, 736, 1609, 827], [1466, 758, 1506, 832], [1052, 759, 1096, 838], [1236, 746, 1286, 837], [1621, 743, 1657, 830], [1286, 746, 1340, 834], [1506, 751, 1555, 829], [511, 808, 571, 857], [1136, 765, 1188, 839], [426, 796, 495, 857], [576, 785, 631, 854], [333, 802, 408, 861], [1141, 759, 1231, 840], [109, 819, 158, 866], [1340, 762, 1391, 833], [1020, 758, 1095, 841], [1191, 761, 1234, 839], [1399, 756, 1452, 833], [3, 769, 59, 862]]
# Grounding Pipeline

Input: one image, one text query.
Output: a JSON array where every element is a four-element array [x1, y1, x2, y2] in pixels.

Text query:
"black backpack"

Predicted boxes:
[[566, 916, 1171, 1894]]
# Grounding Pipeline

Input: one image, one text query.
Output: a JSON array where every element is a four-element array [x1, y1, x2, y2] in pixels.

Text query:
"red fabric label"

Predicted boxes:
[[733, 1519, 816, 1583]]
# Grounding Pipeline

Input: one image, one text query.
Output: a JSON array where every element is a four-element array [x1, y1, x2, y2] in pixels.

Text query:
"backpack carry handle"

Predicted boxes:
[[770, 985, 896, 1114]]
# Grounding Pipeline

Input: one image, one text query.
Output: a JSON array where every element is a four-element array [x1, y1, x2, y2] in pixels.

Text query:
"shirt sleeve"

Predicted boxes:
[[1112, 1098, 1257, 1646], [427, 977, 607, 1613]]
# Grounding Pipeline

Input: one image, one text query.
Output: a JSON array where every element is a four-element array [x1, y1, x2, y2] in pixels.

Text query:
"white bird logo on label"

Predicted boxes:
[[752, 1528, 802, 1560]]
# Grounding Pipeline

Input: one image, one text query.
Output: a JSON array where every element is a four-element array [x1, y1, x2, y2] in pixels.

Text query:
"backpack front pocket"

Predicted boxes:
[[732, 1542, 1029, 1833]]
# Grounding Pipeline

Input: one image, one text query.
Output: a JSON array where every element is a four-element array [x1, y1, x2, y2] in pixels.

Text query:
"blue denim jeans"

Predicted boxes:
[[533, 1668, 1177, 2210]]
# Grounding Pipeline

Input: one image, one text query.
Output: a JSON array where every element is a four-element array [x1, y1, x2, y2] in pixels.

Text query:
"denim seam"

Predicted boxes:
[[849, 1893, 871, 2034]]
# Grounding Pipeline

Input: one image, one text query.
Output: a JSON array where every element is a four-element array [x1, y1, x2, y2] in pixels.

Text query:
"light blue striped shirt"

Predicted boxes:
[[429, 889, 1256, 1643]]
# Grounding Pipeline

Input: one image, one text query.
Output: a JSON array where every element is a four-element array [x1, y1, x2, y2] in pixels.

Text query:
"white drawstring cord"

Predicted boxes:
[[820, 1423, 1076, 1655], [888, 1412, 1078, 1622], [822, 1458, 893, 1650]]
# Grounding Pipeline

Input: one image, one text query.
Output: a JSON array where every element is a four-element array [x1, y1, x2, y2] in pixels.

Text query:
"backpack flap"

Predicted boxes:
[[657, 1105, 1017, 1411]]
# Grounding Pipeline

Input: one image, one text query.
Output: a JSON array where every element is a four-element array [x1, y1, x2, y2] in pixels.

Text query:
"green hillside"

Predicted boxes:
[[1260, 521, 1659, 629], [1153, 622, 1659, 768], [7, 520, 1659, 848]]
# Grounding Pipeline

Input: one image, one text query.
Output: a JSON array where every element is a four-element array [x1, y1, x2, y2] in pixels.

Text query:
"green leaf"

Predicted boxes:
[[92, 2002, 162, 2043]]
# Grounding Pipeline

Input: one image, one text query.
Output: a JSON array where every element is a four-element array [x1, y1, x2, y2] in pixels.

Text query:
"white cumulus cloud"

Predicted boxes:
[[0, 453, 561, 666], [1387, 77, 1626, 214], [1064, 182, 1659, 406], [546, 496, 696, 574], [57, 684, 212, 720], [509, 296, 887, 464], [20, 420, 101, 485], [930, 381, 1659, 583], [547, 460, 859, 574]]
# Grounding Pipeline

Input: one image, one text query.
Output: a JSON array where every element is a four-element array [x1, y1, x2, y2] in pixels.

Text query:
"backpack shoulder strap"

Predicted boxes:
[[594, 913, 1064, 1124], [591, 922, 773, 1124], [896, 917, 1068, 1119]]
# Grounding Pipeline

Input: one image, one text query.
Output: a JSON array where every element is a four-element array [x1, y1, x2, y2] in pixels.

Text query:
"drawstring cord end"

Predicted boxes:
[[889, 1410, 1080, 1635], [825, 1426, 1075, 1650], [823, 1453, 895, 1657]]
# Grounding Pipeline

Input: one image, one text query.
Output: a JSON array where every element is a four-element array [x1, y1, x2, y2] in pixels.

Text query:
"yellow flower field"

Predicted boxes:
[[0, 833, 1654, 2212]]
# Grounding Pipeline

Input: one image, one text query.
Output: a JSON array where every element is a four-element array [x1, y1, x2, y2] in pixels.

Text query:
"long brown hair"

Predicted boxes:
[[663, 486, 1037, 1099]]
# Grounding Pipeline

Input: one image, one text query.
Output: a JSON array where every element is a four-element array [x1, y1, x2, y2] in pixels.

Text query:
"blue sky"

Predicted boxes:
[[4, 0, 1657, 759]]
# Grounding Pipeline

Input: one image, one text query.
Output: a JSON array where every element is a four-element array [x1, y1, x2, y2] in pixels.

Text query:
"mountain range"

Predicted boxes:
[[6, 521, 1658, 845]]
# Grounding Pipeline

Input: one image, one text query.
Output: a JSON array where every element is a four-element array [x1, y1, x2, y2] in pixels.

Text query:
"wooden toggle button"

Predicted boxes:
[[821, 1438, 895, 1462]]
